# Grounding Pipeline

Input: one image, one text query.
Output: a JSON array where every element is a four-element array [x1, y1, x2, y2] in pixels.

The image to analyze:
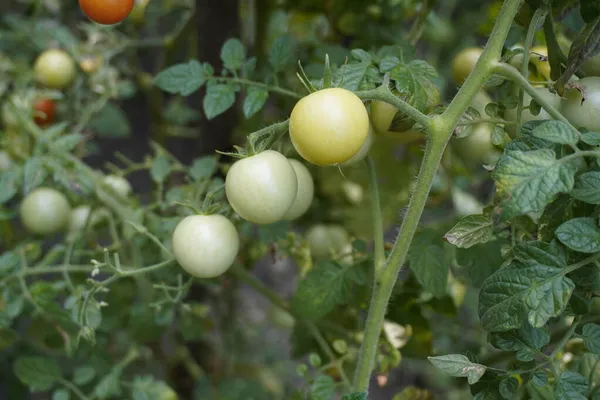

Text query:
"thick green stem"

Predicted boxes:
[[366, 157, 385, 279], [351, 0, 524, 392], [516, 8, 547, 136]]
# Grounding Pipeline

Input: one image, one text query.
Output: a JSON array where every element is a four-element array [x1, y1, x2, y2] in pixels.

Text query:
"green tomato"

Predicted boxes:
[[504, 87, 561, 135], [20, 187, 71, 235], [561, 76, 600, 132], [103, 175, 132, 197], [341, 124, 374, 166], [225, 150, 298, 224], [370, 101, 423, 143], [283, 159, 314, 221], [172, 214, 239, 278], [451, 47, 483, 84], [34, 49, 77, 90], [306, 224, 350, 259], [289, 88, 370, 166]]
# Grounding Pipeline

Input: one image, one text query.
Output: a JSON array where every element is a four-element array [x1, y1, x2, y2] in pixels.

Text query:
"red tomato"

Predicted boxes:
[[33, 98, 56, 126], [78, 0, 135, 25]]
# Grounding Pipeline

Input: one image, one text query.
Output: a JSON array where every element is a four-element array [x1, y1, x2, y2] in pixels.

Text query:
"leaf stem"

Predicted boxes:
[[366, 157, 385, 279], [211, 76, 302, 99], [59, 378, 91, 400], [550, 316, 581, 360]]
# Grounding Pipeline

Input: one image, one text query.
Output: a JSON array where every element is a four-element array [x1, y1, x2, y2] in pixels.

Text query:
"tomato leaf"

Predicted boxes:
[[581, 131, 600, 145], [220, 38, 246, 71], [490, 323, 550, 362], [444, 214, 493, 249], [150, 155, 171, 183], [390, 59, 440, 111], [571, 172, 600, 204], [153, 60, 209, 96], [408, 232, 448, 298], [428, 354, 486, 384], [23, 157, 48, 193], [203, 83, 236, 120], [555, 217, 600, 253], [492, 149, 579, 220], [269, 35, 295, 72], [13, 356, 62, 392], [499, 377, 519, 399], [310, 376, 335, 400], [73, 366, 96, 386], [0, 168, 20, 205], [531, 120, 580, 145], [243, 87, 268, 118], [555, 371, 588, 400], [189, 156, 217, 181]]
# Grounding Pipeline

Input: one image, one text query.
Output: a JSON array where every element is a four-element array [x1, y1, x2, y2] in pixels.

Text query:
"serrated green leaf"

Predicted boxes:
[[221, 38, 246, 71], [154, 60, 207, 96], [579, 353, 600, 393], [203, 83, 236, 120], [493, 149, 579, 220], [269, 35, 295, 71], [53, 133, 83, 152], [581, 131, 600, 145], [379, 56, 400, 72], [555, 371, 588, 400], [23, 158, 48, 193], [390, 60, 440, 110], [571, 172, 600, 204], [14, 356, 62, 392], [336, 60, 378, 91], [87, 103, 131, 138], [500, 377, 519, 399], [533, 371, 548, 387], [310, 375, 335, 400], [555, 217, 600, 253], [292, 261, 367, 320], [444, 214, 493, 248], [73, 366, 96, 385], [189, 156, 217, 181], [479, 260, 575, 332], [150, 155, 170, 183], [531, 120, 580, 145], [512, 241, 567, 269], [491, 323, 550, 361], [428, 354, 486, 384], [582, 324, 600, 353], [243, 87, 268, 118], [408, 242, 447, 298]]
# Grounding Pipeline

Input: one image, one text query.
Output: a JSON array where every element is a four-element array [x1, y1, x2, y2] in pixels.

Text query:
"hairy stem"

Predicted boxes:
[[352, 0, 524, 392], [366, 157, 385, 279]]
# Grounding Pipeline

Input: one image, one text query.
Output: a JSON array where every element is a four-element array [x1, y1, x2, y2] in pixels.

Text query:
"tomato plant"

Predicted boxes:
[[4, 1, 600, 400]]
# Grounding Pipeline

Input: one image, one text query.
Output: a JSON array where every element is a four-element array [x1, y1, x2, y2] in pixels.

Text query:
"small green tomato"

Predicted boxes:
[[283, 159, 315, 221], [34, 49, 77, 89], [20, 187, 71, 235], [172, 214, 240, 278], [306, 224, 350, 259]]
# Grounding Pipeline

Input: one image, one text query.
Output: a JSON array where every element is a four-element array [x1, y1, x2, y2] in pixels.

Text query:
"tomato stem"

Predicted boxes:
[[366, 157, 385, 280]]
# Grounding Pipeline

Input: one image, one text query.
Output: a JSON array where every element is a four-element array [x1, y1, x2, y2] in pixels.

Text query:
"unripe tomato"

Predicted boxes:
[[370, 101, 423, 143], [80, 56, 103, 74], [0, 150, 12, 171], [79, 0, 135, 25], [454, 91, 501, 165], [103, 175, 132, 198], [451, 47, 483, 84], [306, 224, 350, 259], [341, 124, 374, 167], [34, 49, 77, 90], [172, 214, 239, 278], [561, 77, 600, 132], [529, 46, 551, 82], [33, 98, 56, 126], [283, 159, 315, 221], [68, 205, 104, 233], [225, 150, 298, 224], [20, 188, 71, 235], [289, 88, 369, 166], [504, 87, 560, 135]]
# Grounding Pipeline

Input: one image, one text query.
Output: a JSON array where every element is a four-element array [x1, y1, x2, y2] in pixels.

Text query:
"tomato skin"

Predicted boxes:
[[451, 47, 483, 84], [370, 101, 423, 143], [33, 98, 56, 126], [20, 187, 71, 235], [561, 77, 600, 132], [34, 49, 77, 90], [103, 175, 132, 197], [504, 87, 560, 135], [341, 124, 374, 166], [289, 88, 369, 166], [79, 0, 135, 25], [306, 224, 350, 259], [172, 214, 239, 278], [225, 150, 298, 224], [283, 159, 315, 221]]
